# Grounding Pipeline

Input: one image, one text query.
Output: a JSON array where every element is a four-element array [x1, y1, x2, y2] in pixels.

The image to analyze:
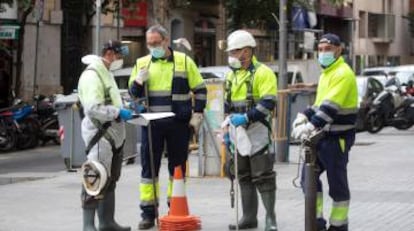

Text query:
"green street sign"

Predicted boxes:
[[0, 25, 20, 40]]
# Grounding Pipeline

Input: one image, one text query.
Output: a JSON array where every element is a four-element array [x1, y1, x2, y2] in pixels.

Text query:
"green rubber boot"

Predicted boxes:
[[83, 208, 97, 231], [261, 190, 277, 231], [228, 182, 258, 230], [97, 190, 131, 231]]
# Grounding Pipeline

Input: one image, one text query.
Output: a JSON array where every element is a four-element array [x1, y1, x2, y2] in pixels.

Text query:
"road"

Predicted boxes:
[[0, 144, 65, 185]]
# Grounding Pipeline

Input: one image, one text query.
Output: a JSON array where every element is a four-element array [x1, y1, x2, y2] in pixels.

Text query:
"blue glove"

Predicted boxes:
[[129, 101, 146, 114], [118, 108, 133, 121], [230, 114, 248, 127]]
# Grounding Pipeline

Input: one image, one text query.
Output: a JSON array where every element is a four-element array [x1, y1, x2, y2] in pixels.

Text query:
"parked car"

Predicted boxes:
[[355, 76, 384, 131], [361, 66, 395, 77]]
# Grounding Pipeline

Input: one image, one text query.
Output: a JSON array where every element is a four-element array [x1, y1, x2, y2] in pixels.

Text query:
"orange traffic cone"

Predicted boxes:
[[159, 166, 201, 230]]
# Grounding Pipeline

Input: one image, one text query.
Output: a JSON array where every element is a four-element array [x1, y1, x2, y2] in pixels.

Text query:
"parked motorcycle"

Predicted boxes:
[[366, 78, 414, 133], [0, 104, 40, 152], [33, 95, 59, 145]]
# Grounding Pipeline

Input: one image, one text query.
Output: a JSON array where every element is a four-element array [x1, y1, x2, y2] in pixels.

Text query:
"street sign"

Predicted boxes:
[[0, 25, 20, 40]]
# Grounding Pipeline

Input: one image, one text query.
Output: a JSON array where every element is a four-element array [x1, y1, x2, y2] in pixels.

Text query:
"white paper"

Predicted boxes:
[[127, 112, 175, 126]]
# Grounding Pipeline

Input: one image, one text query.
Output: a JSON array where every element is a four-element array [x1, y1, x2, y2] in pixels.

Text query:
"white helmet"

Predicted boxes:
[[226, 30, 256, 52], [81, 160, 108, 196]]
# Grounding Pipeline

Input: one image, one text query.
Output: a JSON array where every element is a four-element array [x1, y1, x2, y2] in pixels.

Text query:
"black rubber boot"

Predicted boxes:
[[83, 208, 98, 231], [327, 224, 348, 231], [138, 218, 155, 230], [260, 190, 277, 231], [228, 182, 258, 230], [97, 190, 131, 231]]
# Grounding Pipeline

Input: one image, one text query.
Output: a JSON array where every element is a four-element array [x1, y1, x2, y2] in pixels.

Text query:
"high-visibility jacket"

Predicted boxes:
[[77, 56, 126, 172], [128, 50, 207, 121], [225, 56, 277, 122], [304, 56, 358, 135]]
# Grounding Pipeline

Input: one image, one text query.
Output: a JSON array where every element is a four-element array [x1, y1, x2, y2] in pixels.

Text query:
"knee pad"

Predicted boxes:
[[81, 160, 109, 196]]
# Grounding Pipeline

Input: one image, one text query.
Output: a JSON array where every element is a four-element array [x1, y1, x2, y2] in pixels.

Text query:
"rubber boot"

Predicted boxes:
[[138, 219, 155, 230], [97, 190, 131, 231], [260, 190, 277, 231], [229, 182, 258, 230], [83, 208, 98, 231]]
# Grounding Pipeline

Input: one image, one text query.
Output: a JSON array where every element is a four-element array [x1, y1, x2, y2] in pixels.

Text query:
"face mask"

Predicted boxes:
[[318, 52, 336, 67], [228, 56, 242, 69], [150, 46, 166, 59], [109, 59, 123, 71]]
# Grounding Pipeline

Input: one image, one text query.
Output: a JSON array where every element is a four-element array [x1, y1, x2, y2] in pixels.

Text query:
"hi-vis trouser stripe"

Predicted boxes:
[[330, 200, 350, 226], [167, 177, 173, 203], [139, 178, 160, 206], [316, 192, 324, 219]]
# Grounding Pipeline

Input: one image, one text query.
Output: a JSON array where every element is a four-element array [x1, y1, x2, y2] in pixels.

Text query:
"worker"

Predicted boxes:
[[128, 24, 207, 230], [223, 29, 278, 231], [291, 33, 358, 231], [78, 40, 132, 231]]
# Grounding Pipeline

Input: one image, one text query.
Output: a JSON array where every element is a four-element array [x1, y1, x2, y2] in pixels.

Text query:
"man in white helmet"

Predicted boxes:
[[78, 40, 133, 231], [223, 30, 278, 231]]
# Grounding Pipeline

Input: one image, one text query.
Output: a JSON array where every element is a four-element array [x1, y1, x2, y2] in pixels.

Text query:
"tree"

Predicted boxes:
[[0, 0, 36, 97]]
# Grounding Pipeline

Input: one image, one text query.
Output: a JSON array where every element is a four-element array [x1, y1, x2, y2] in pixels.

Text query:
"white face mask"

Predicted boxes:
[[109, 59, 123, 71], [228, 56, 242, 69]]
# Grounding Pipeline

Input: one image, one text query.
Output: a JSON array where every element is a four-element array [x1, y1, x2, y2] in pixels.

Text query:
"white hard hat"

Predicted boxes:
[[226, 30, 256, 52], [81, 160, 108, 196]]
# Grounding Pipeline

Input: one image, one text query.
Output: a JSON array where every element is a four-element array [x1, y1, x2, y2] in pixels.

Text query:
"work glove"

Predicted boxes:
[[292, 113, 308, 129], [118, 108, 133, 121], [134, 68, 149, 85], [230, 113, 248, 127], [189, 112, 203, 135], [129, 101, 146, 114], [291, 122, 316, 141]]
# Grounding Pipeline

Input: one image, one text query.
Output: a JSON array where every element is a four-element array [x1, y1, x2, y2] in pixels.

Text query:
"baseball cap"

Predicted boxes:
[[102, 40, 129, 56], [319, 33, 341, 46]]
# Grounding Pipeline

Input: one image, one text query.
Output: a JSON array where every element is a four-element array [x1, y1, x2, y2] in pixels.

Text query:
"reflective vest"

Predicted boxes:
[[128, 51, 206, 121]]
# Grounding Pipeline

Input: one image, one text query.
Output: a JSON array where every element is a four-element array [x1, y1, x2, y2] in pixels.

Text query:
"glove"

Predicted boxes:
[[292, 113, 308, 129], [189, 112, 203, 134], [230, 113, 248, 127], [129, 101, 146, 114], [134, 68, 149, 85], [291, 122, 316, 141], [118, 108, 133, 121]]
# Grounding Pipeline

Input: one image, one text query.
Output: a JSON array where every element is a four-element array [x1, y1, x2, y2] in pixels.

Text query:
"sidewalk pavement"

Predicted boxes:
[[0, 127, 414, 231]]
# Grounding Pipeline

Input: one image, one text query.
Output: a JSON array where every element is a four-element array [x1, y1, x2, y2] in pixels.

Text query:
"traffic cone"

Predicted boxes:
[[159, 165, 201, 231]]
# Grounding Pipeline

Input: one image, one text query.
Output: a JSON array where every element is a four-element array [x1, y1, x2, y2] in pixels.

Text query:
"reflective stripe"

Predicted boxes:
[[195, 94, 207, 100], [167, 178, 173, 199], [262, 95, 277, 101], [325, 124, 355, 132], [330, 200, 349, 226], [175, 71, 187, 78], [172, 94, 191, 101], [141, 177, 158, 184], [256, 104, 270, 115], [337, 108, 358, 115], [149, 105, 172, 112], [316, 192, 323, 218], [172, 178, 186, 197], [149, 91, 171, 97], [139, 182, 160, 202], [232, 101, 248, 107], [316, 110, 333, 123]]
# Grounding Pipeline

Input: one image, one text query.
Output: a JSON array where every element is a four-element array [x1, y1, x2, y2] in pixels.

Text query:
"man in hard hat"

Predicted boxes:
[[128, 25, 207, 230], [78, 40, 133, 231], [291, 33, 357, 231], [223, 29, 278, 231]]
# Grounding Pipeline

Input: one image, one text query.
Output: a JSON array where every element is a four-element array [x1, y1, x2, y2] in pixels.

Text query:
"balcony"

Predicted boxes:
[[367, 13, 395, 43]]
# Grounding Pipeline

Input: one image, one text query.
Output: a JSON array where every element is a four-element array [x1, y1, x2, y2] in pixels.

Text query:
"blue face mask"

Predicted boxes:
[[318, 52, 336, 67], [150, 46, 165, 59]]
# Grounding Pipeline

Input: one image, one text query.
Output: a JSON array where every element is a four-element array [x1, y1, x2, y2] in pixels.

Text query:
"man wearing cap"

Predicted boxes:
[[78, 40, 133, 231], [291, 33, 357, 231], [222, 29, 278, 231], [128, 25, 207, 230]]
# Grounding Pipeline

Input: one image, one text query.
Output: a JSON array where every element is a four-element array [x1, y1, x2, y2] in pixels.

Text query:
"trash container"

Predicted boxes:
[[54, 93, 140, 169]]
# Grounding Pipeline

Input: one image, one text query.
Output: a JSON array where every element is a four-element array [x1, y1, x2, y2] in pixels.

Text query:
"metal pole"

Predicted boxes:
[[95, 0, 101, 54], [276, 0, 289, 162], [304, 145, 316, 231], [116, 0, 120, 40]]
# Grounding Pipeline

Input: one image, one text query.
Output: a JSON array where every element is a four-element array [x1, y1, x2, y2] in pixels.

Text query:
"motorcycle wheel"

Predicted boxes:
[[0, 128, 16, 152], [17, 117, 40, 149], [366, 111, 384, 134]]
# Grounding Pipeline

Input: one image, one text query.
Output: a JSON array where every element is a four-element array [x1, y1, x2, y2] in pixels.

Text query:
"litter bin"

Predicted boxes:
[[54, 94, 140, 169]]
